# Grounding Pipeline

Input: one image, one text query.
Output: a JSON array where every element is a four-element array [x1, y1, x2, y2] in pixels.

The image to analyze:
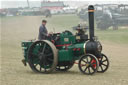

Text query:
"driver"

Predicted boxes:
[[38, 20, 48, 40]]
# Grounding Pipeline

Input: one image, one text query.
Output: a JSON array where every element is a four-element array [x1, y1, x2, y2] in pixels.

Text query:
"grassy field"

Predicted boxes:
[[96, 29, 128, 44], [1, 15, 128, 85]]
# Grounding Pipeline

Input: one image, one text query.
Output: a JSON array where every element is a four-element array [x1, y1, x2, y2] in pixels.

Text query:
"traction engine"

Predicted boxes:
[[21, 5, 109, 75]]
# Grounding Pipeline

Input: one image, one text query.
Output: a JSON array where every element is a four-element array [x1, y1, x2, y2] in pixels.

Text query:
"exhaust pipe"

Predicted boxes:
[[88, 5, 95, 41]]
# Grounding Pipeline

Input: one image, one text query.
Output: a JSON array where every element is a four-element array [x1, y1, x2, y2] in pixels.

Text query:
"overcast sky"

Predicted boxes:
[[0, 0, 128, 8]]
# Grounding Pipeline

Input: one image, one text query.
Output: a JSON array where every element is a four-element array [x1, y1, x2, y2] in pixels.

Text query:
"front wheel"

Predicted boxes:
[[97, 53, 109, 73], [78, 54, 99, 75]]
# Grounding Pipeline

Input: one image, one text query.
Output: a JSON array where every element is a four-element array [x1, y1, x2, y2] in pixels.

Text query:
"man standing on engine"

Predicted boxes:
[[38, 20, 48, 40]]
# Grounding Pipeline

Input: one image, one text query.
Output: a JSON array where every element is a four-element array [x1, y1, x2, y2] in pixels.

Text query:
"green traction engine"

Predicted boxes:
[[21, 5, 109, 75]]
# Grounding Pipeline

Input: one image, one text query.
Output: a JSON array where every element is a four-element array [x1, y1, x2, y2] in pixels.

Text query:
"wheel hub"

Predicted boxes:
[[39, 53, 46, 61], [86, 63, 91, 67], [99, 60, 103, 66]]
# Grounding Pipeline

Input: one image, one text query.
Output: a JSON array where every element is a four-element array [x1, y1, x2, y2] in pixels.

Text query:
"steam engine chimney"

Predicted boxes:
[[88, 5, 95, 41]]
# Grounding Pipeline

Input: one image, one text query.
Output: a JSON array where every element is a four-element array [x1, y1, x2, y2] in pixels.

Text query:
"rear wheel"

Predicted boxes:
[[27, 40, 58, 73], [78, 54, 99, 75], [97, 53, 109, 73]]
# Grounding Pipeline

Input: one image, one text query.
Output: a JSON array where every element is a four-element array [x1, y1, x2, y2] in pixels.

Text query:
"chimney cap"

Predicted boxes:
[[88, 5, 94, 10]]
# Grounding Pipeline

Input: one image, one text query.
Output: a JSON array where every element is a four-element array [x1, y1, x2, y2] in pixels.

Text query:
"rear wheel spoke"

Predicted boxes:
[[43, 60, 46, 68], [31, 53, 38, 57], [86, 57, 89, 62], [47, 58, 53, 61], [40, 65, 42, 71], [45, 53, 53, 57], [34, 63, 38, 67], [42, 43, 46, 53], [44, 68, 47, 72]]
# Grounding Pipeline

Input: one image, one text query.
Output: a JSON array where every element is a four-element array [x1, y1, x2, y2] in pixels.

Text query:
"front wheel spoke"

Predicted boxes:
[[90, 58, 93, 62], [91, 66, 95, 72], [82, 60, 87, 63], [102, 59, 107, 62], [100, 65, 103, 71], [102, 63, 107, 67], [101, 56, 103, 61], [84, 67, 88, 72], [88, 67, 91, 73]]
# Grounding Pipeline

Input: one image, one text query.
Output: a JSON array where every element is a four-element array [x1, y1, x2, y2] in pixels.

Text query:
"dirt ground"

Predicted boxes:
[[1, 16, 128, 85]]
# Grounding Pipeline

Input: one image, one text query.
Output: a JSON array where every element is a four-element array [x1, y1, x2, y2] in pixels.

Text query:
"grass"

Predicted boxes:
[[96, 29, 128, 44]]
